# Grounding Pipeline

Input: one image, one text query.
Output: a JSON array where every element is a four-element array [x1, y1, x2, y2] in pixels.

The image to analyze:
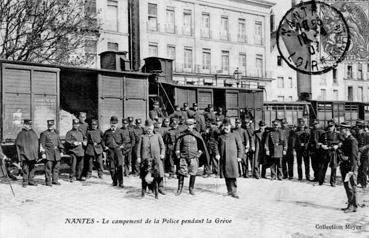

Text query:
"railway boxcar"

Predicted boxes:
[[263, 101, 310, 126]]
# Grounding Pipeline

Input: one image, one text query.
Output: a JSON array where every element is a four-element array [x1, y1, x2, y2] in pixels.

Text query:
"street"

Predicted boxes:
[[0, 169, 368, 238]]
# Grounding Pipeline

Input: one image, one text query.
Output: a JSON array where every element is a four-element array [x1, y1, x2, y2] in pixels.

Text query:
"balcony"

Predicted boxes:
[[237, 34, 247, 43], [164, 24, 177, 34], [146, 21, 160, 32], [220, 31, 230, 41], [182, 26, 193, 36], [200, 28, 211, 39], [254, 36, 264, 45]]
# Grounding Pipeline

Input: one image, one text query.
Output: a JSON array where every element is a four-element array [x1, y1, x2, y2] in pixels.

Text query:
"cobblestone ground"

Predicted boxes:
[[0, 167, 368, 238]]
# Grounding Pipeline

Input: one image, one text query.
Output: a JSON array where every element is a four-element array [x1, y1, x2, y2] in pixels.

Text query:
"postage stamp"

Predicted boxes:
[[277, 0, 351, 75]]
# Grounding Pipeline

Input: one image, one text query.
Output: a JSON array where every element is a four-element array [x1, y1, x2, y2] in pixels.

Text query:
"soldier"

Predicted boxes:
[[121, 118, 136, 176], [78, 112, 88, 137], [169, 105, 182, 119], [103, 116, 125, 187], [318, 119, 342, 187], [353, 120, 369, 188], [265, 120, 287, 180], [40, 120, 64, 186], [253, 121, 267, 179], [189, 103, 206, 133], [66, 119, 86, 182], [132, 119, 144, 176], [280, 118, 295, 179], [308, 120, 325, 182], [215, 107, 225, 122], [15, 119, 39, 187], [175, 119, 210, 195], [216, 118, 243, 199], [181, 103, 189, 120], [163, 118, 179, 178], [127, 117, 135, 130], [85, 119, 104, 179], [339, 122, 359, 213], [243, 115, 255, 178], [159, 118, 170, 136], [203, 119, 220, 178], [149, 101, 164, 121], [203, 104, 216, 124], [294, 118, 311, 181], [136, 119, 166, 199], [233, 118, 249, 178], [177, 115, 187, 133]]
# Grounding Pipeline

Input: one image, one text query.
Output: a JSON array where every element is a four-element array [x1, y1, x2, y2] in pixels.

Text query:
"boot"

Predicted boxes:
[[175, 176, 184, 196], [141, 181, 146, 198], [189, 175, 196, 195]]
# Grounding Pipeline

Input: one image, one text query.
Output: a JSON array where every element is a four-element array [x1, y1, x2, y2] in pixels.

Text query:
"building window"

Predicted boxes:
[[288, 96, 293, 101], [239, 53, 247, 76], [277, 77, 284, 88], [347, 65, 353, 79], [238, 18, 246, 42], [106, 0, 118, 31], [184, 47, 193, 71], [320, 89, 326, 100], [255, 21, 263, 45], [201, 13, 210, 38], [277, 56, 282, 66], [278, 96, 285, 101], [358, 87, 363, 101], [221, 51, 229, 74], [220, 16, 229, 40], [333, 89, 338, 100], [202, 49, 211, 72], [348, 86, 353, 101], [107, 42, 119, 51], [85, 39, 97, 55], [288, 77, 293, 88], [358, 63, 363, 80], [148, 3, 158, 31], [183, 10, 192, 36], [149, 43, 158, 56], [165, 8, 175, 33], [167, 45, 176, 70], [256, 54, 263, 77], [333, 68, 337, 83]]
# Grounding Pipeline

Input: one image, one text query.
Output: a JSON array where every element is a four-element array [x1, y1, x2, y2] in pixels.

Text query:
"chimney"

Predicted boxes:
[[99, 51, 131, 71]]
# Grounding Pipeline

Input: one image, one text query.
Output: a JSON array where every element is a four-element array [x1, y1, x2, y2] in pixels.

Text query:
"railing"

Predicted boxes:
[[200, 29, 211, 39], [146, 21, 160, 32], [164, 24, 177, 34], [237, 33, 247, 43], [219, 31, 230, 41]]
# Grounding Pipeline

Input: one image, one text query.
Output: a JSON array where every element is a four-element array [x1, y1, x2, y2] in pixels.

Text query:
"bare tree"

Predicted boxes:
[[0, 0, 100, 65]]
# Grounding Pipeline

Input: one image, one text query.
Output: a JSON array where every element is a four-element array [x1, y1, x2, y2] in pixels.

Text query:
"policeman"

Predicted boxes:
[[121, 118, 136, 176], [78, 112, 89, 137], [190, 103, 206, 133], [294, 118, 311, 181], [132, 119, 144, 176], [215, 107, 225, 122], [243, 115, 255, 178], [318, 119, 342, 186], [354, 120, 369, 188], [253, 121, 267, 179], [149, 101, 164, 121], [169, 105, 182, 119], [40, 120, 64, 186], [127, 117, 135, 130], [103, 116, 125, 187], [339, 122, 359, 213], [85, 119, 104, 179], [203, 119, 220, 177], [163, 118, 179, 178], [15, 119, 39, 187], [280, 118, 294, 179], [181, 103, 189, 120], [203, 104, 216, 124], [233, 118, 249, 177], [159, 118, 170, 136], [265, 120, 286, 180], [309, 119, 325, 182]]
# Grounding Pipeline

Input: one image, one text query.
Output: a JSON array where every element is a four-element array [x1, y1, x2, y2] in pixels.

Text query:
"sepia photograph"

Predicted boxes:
[[0, 0, 368, 237]]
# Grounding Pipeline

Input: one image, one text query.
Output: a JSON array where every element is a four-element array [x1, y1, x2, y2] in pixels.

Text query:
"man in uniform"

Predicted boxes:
[[203, 119, 220, 178], [85, 119, 104, 179], [149, 101, 164, 121], [280, 118, 294, 179], [265, 120, 287, 180], [233, 118, 249, 178], [127, 117, 135, 131], [103, 116, 125, 187], [189, 103, 206, 133], [294, 118, 311, 181], [132, 119, 145, 176], [40, 120, 64, 186], [181, 103, 189, 120], [163, 118, 179, 178], [215, 107, 225, 122], [318, 119, 342, 186], [309, 119, 325, 182], [66, 119, 86, 182], [253, 121, 267, 179], [175, 119, 210, 195], [169, 105, 182, 119], [15, 119, 39, 187], [339, 122, 359, 213], [121, 118, 136, 176], [353, 120, 369, 188], [203, 104, 216, 124], [159, 118, 170, 136], [243, 115, 255, 178], [78, 112, 88, 137]]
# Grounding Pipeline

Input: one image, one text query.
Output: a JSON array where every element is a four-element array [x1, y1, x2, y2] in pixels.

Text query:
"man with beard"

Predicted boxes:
[[15, 119, 39, 187], [175, 119, 210, 195], [216, 118, 242, 198]]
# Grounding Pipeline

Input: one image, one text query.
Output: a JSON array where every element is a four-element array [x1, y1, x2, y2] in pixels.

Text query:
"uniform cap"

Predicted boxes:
[[91, 119, 98, 125], [145, 119, 154, 127], [259, 120, 266, 127], [327, 119, 335, 127], [47, 120, 55, 126], [72, 119, 80, 125], [163, 118, 170, 123], [110, 116, 118, 123], [135, 119, 142, 124], [122, 118, 128, 124], [223, 118, 231, 126], [207, 104, 213, 108], [312, 119, 319, 125], [185, 119, 196, 125], [340, 122, 351, 128], [235, 118, 241, 124], [153, 101, 159, 106], [193, 103, 198, 107], [128, 117, 134, 122], [183, 103, 188, 107], [24, 119, 32, 125]]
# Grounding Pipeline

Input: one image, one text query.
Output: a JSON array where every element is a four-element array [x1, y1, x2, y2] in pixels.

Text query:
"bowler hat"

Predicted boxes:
[[259, 120, 266, 127], [145, 119, 154, 127], [110, 116, 118, 123], [91, 119, 98, 125], [327, 119, 335, 127], [24, 119, 32, 125], [135, 119, 142, 124], [47, 120, 55, 126], [207, 104, 213, 108], [183, 103, 188, 107], [72, 119, 79, 125]]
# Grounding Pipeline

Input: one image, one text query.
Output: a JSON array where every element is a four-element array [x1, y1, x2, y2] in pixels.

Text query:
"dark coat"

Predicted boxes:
[[15, 129, 39, 161], [341, 135, 359, 172], [86, 129, 104, 156], [40, 129, 64, 161], [65, 128, 85, 157], [254, 129, 267, 164], [217, 132, 242, 178], [265, 129, 286, 158]]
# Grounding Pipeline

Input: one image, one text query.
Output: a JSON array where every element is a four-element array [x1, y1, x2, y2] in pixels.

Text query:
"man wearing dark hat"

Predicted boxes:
[[85, 119, 104, 179], [15, 119, 39, 187], [339, 122, 359, 213], [352, 120, 369, 188], [40, 120, 64, 186], [177, 115, 187, 133], [204, 104, 216, 123], [308, 120, 325, 182], [149, 101, 165, 121], [233, 118, 249, 178], [66, 119, 86, 182], [254, 121, 268, 179], [103, 116, 126, 187], [163, 118, 179, 178], [203, 119, 221, 177], [136, 119, 166, 199], [265, 120, 286, 180], [294, 118, 311, 181], [189, 103, 206, 133], [216, 118, 243, 198], [121, 118, 136, 176], [242, 115, 255, 178], [175, 118, 210, 195], [280, 118, 294, 179], [132, 119, 144, 176], [169, 105, 183, 119], [318, 119, 342, 186]]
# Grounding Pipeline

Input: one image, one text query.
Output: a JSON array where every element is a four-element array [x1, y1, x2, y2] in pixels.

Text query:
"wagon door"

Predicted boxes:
[[197, 89, 213, 110], [225, 90, 239, 117], [123, 76, 148, 121]]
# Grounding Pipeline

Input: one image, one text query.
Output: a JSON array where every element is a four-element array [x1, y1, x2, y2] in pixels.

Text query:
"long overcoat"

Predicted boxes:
[[15, 128, 39, 161], [217, 132, 242, 178]]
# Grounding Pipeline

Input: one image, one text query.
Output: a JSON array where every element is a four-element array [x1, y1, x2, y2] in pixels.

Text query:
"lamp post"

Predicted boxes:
[[233, 67, 241, 88]]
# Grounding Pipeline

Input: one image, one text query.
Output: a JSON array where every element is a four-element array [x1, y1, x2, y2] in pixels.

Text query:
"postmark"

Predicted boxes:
[[277, 0, 351, 75]]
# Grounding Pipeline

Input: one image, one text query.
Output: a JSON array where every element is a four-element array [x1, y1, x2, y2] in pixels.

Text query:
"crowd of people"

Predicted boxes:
[[0, 102, 367, 213]]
